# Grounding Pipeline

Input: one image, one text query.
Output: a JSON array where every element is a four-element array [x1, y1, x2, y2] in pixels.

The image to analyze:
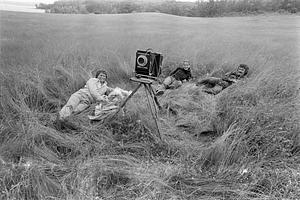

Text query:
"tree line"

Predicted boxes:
[[36, 0, 299, 16]]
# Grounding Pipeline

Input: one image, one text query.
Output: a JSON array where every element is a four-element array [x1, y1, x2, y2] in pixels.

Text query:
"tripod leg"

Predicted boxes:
[[106, 83, 142, 122], [145, 84, 159, 118], [148, 85, 162, 110], [144, 84, 162, 140], [144, 84, 155, 113]]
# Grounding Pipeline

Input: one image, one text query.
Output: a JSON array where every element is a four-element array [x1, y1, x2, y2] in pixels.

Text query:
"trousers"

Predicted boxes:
[[59, 92, 90, 119], [157, 76, 183, 91]]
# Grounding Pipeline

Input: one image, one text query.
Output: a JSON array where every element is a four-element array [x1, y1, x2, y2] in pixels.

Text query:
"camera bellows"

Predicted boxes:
[[135, 49, 163, 80]]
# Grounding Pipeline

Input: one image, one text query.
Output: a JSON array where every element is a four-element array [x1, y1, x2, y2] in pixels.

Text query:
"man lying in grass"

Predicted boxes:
[[196, 64, 249, 95], [59, 69, 113, 120], [156, 60, 193, 96]]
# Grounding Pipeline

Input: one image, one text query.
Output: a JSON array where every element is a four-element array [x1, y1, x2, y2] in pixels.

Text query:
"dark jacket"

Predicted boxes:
[[170, 67, 192, 81], [221, 71, 246, 85], [197, 72, 242, 90]]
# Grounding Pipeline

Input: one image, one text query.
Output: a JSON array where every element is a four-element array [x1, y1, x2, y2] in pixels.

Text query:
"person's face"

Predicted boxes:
[[183, 61, 191, 70], [236, 67, 246, 76], [97, 73, 107, 83]]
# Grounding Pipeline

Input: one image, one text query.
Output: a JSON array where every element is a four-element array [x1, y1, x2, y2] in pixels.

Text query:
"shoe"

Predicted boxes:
[[59, 105, 72, 120]]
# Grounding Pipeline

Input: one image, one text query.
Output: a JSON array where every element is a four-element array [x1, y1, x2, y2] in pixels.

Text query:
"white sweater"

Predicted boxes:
[[76, 78, 112, 102]]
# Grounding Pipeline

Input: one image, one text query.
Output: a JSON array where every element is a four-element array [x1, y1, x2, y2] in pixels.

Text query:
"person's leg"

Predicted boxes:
[[202, 85, 223, 95], [163, 76, 175, 89], [156, 76, 175, 96], [59, 92, 81, 119], [73, 92, 92, 114], [73, 102, 89, 113], [212, 85, 223, 94], [170, 80, 182, 89], [196, 77, 221, 87]]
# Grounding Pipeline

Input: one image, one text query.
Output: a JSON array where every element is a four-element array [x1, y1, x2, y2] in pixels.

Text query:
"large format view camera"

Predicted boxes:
[[135, 49, 163, 79]]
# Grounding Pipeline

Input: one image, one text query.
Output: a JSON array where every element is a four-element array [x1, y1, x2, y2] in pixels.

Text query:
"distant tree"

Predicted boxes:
[[157, 1, 188, 16], [117, 1, 140, 13], [37, 0, 299, 16], [36, 3, 52, 10], [280, 0, 298, 12]]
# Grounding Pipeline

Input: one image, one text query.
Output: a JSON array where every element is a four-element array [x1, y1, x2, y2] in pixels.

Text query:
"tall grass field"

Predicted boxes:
[[0, 11, 299, 199]]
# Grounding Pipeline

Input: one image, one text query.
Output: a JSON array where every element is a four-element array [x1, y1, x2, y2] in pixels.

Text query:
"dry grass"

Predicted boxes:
[[0, 11, 299, 199]]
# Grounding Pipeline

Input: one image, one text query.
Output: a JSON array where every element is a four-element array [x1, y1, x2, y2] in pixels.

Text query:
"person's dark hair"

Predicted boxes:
[[95, 70, 108, 78], [238, 64, 249, 76]]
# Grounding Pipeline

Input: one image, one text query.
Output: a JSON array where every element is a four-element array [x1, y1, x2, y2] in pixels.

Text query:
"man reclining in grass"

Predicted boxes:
[[59, 69, 113, 120], [156, 60, 193, 96], [196, 64, 249, 95]]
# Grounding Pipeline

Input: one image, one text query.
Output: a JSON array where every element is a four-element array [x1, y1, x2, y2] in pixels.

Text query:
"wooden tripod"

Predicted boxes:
[[110, 77, 162, 140]]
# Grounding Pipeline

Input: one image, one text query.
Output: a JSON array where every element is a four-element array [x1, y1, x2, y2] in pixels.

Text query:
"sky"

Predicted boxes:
[[2, 0, 56, 4], [0, 0, 54, 13]]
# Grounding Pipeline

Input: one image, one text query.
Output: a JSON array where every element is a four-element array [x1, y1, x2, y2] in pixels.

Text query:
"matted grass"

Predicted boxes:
[[0, 11, 299, 199]]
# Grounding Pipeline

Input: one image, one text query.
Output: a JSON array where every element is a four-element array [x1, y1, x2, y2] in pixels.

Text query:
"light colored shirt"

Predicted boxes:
[[77, 78, 112, 102]]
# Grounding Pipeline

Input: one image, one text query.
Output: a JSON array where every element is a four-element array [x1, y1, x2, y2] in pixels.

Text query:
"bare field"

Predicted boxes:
[[0, 11, 299, 200]]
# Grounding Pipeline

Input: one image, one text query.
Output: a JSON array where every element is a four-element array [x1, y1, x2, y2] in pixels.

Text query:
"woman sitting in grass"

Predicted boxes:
[[196, 64, 249, 95], [59, 69, 113, 120]]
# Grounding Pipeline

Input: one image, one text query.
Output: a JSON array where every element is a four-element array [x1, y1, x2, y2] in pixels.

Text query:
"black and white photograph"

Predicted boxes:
[[0, 0, 299, 199]]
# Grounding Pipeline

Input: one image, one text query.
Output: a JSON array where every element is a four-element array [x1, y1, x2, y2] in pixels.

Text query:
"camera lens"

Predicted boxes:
[[137, 55, 147, 67]]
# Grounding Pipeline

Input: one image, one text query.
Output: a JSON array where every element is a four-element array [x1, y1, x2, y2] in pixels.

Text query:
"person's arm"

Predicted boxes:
[[182, 70, 192, 82], [223, 72, 238, 83], [169, 68, 180, 76], [224, 71, 236, 79], [86, 78, 108, 102], [187, 70, 192, 81], [105, 86, 114, 95], [196, 77, 222, 86], [225, 71, 233, 76]]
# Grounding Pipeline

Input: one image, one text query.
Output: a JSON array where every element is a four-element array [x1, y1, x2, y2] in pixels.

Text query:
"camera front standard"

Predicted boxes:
[[135, 49, 163, 80]]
